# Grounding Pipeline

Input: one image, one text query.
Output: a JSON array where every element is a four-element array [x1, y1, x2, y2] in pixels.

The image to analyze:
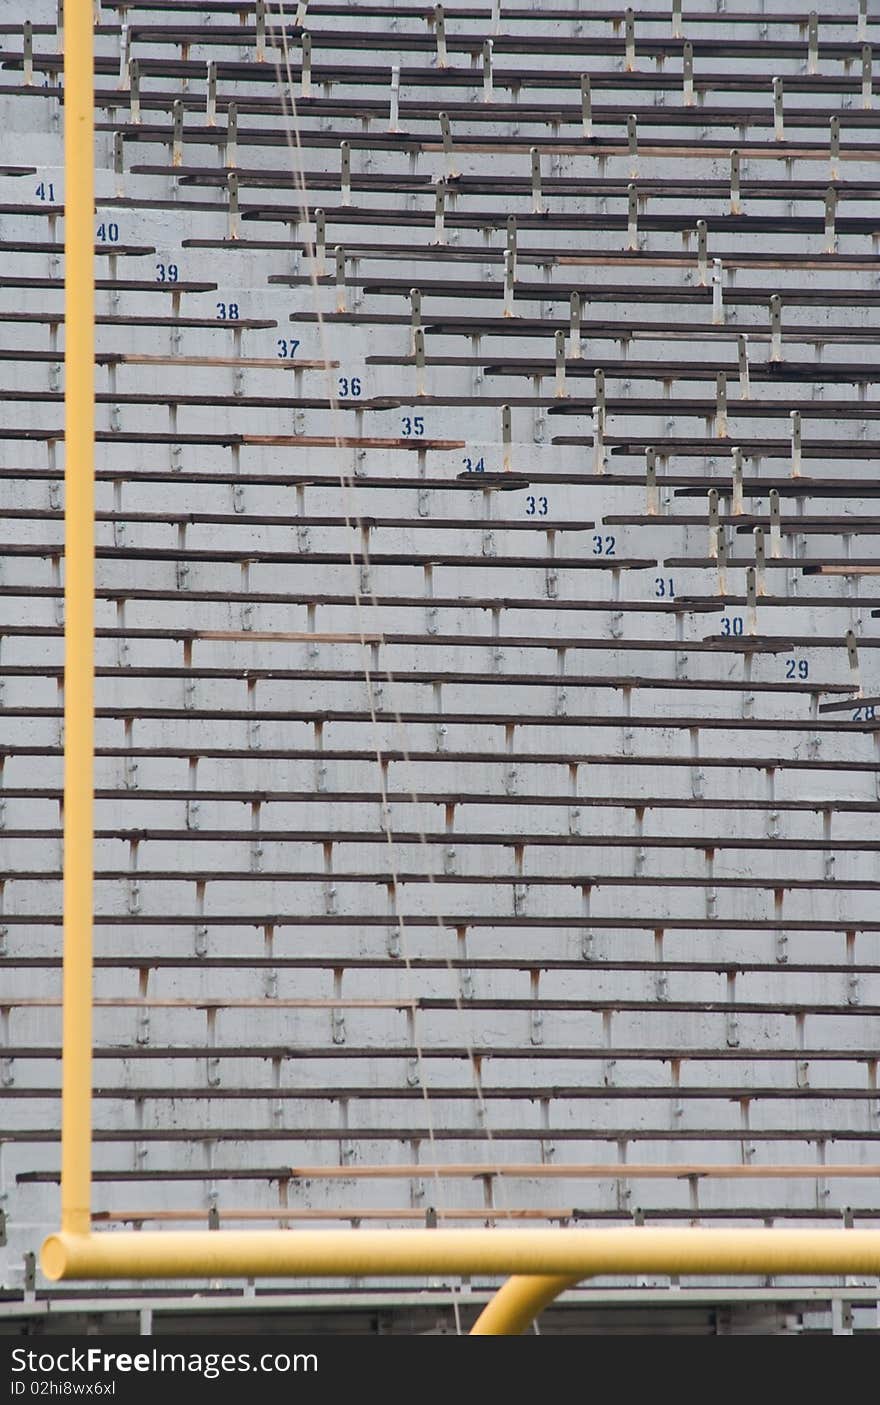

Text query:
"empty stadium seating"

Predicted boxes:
[[1, 0, 879, 1334]]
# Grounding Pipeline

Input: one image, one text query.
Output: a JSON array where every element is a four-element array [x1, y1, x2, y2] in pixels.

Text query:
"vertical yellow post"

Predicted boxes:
[[61, 0, 95, 1237]]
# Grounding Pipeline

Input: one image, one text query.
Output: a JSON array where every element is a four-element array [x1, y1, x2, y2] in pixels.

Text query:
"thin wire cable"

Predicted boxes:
[[264, 2, 514, 1250], [264, 13, 441, 1197]]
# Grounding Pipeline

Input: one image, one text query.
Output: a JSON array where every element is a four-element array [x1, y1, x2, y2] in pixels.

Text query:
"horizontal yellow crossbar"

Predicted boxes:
[[41, 1228, 880, 1283]]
